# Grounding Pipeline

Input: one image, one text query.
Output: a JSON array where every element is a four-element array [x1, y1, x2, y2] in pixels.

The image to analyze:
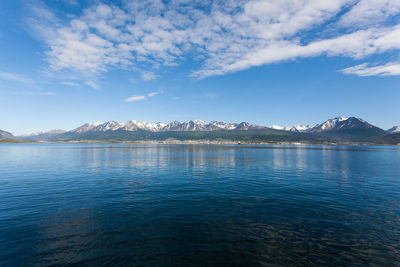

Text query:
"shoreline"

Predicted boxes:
[[1, 140, 398, 146]]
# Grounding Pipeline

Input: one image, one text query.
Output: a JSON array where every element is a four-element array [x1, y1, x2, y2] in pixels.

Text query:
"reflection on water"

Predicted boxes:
[[0, 144, 400, 266]]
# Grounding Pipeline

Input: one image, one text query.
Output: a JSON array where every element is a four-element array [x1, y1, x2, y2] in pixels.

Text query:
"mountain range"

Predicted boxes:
[[0, 117, 394, 144], [68, 120, 265, 133], [0, 117, 398, 144]]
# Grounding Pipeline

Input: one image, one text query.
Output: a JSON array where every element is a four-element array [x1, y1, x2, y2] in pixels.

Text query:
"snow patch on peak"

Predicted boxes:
[[312, 117, 349, 132], [191, 120, 206, 124], [291, 125, 312, 132], [269, 124, 311, 132], [270, 125, 292, 131], [92, 121, 125, 131], [72, 122, 104, 133], [388, 125, 400, 133], [336, 116, 347, 121]]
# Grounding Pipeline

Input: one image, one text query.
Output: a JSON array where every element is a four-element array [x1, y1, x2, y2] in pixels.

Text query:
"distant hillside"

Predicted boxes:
[[19, 129, 66, 141], [373, 133, 400, 145], [41, 129, 332, 144], [0, 130, 18, 141], [315, 128, 388, 142]]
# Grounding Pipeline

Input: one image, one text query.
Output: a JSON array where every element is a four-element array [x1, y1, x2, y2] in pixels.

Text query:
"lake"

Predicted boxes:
[[0, 144, 399, 266]]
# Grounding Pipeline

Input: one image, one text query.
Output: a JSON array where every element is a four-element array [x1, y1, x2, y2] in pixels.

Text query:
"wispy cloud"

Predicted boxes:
[[16, 91, 56, 96], [28, 0, 400, 78], [85, 80, 101, 90], [125, 90, 161, 102], [341, 62, 400, 76], [171, 96, 179, 100], [124, 95, 147, 102], [339, 0, 400, 28], [0, 72, 35, 86]]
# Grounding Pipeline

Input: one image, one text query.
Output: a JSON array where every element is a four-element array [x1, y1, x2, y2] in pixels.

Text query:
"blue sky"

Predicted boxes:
[[0, 0, 400, 135]]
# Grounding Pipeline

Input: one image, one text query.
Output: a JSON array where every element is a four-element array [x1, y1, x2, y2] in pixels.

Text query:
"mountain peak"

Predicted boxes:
[[309, 116, 379, 133]]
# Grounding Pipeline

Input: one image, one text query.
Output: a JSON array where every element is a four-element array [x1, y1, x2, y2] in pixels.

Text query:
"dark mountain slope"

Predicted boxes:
[[373, 133, 400, 145]]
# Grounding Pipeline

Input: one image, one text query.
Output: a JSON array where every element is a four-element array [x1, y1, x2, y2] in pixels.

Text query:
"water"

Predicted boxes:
[[0, 144, 399, 266]]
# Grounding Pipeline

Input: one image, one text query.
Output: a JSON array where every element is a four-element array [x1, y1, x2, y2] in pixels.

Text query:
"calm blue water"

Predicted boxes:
[[0, 144, 400, 266]]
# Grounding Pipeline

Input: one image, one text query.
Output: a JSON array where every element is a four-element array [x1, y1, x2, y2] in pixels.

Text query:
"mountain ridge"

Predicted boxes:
[[13, 116, 393, 144], [70, 120, 265, 133], [20, 117, 383, 136]]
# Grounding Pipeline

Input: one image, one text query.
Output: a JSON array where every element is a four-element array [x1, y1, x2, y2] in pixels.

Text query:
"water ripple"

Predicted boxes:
[[0, 144, 399, 266]]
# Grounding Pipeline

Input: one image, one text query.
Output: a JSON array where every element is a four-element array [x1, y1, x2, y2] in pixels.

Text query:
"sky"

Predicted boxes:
[[0, 0, 400, 135]]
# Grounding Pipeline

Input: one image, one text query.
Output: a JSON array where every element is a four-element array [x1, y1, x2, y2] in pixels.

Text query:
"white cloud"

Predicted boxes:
[[339, 0, 400, 28], [124, 95, 147, 102], [193, 25, 400, 77], [28, 0, 400, 78], [171, 96, 179, 100], [125, 90, 161, 102], [148, 91, 160, 97], [63, 81, 80, 87], [341, 62, 400, 76], [140, 71, 157, 81]]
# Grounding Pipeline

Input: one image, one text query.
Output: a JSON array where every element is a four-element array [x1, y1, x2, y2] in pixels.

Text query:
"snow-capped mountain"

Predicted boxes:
[[308, 117, 348, 132], [308, 117, 375, 133], [388, 126, 400, 133], [70, 117, 378, 135], [162, 120, 209, 131], [16, 117, 387, 140], [121, 121, 168, 132], [91, 121, 124, 132], [71, 122, 103, 133], [11, 116, 391, 143], [70, 120, 265, 133]]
